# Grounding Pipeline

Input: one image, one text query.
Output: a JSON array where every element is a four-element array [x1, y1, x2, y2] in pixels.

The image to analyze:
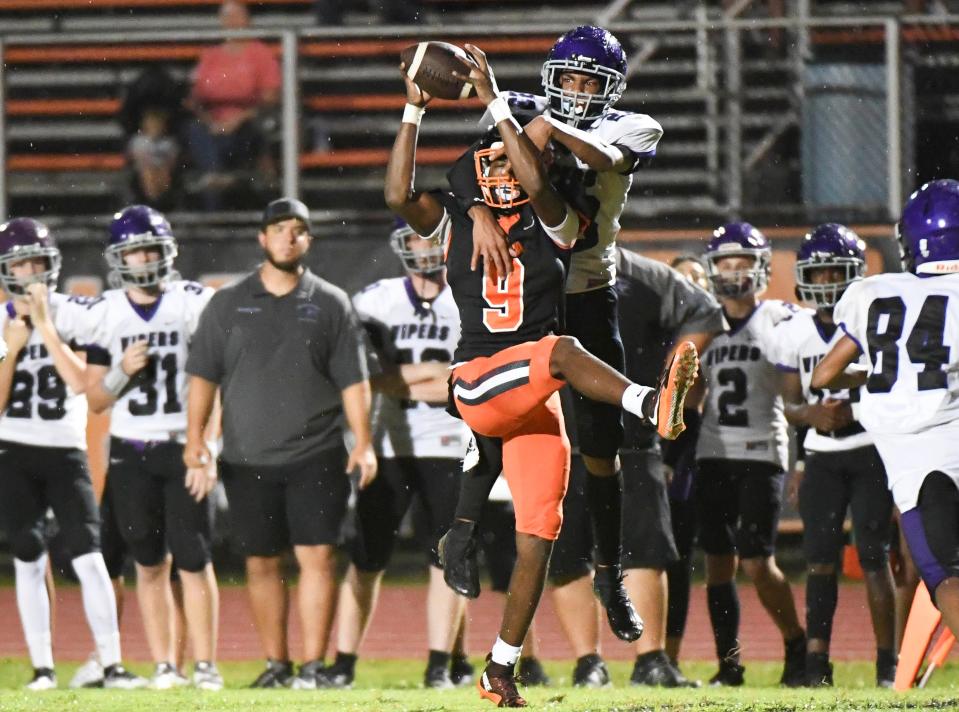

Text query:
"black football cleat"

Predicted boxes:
[[515, 657, 549, 687], [876, 658, 896, 689], [478, 656, 527, 708], [424, 665, 455, 689], [631, 650, 700, 688], [780, 634, 807, 688], [437, 520, 481, 599], [593, 565, 644, 642], [314, 661, 354, 689], [572, 654, 611, 688], [249, 659, 294, 689], [709, 660, 745, 687], [450, 656, 475, 687], [805, 652, 833, 688]]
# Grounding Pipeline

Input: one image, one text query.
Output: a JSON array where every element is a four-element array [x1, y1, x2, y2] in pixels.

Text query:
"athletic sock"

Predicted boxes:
[[490, 637, 523, 667], [707, 582, 741, 663], [666, 557, 692, 639], [454, 440, 500, 522], [334, 652, 357, 675], [805, 573, 838, 644], [14, 554, 53, 670], [877, 647, 896, 668], [71, 552, 121, 668], [621, 383, 656, 424], [428, 650, 451, 670], [586, 471, 623, 567]]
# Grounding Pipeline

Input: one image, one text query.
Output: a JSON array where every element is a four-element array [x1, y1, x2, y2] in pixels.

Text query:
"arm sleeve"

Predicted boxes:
[[537, 204, 583, 248], [327, 292, 372, 391], [185, 295, 226, 383]]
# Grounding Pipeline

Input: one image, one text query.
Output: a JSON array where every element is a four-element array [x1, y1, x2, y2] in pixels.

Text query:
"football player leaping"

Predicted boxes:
[[0, 218, 145, 690], [443, 25, 663, 644], [84, 206, 222, 690], [696, 223, 806, 687], [768, 225, 896, 687], [387, 45, 697, 708], [813, 179, 959, 650]]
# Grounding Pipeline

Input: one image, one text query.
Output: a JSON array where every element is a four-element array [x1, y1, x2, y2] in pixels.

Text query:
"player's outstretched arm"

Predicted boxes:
[[462, 44, 570, 231], [811, 334, 866, 390], [385, 66, 446, 237]]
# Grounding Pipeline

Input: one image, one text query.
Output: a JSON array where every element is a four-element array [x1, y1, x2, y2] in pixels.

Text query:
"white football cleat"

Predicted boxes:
[[69, 654, 104, 689], [25, 668, 57, 691], [192, 661, 224, 691], [149, 662, 189, 690]]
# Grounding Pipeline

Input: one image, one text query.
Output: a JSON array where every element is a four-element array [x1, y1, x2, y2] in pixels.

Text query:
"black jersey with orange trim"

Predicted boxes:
[[433, 190, 575, 363]]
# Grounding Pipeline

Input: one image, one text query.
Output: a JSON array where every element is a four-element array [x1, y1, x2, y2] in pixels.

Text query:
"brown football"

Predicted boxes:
[[400, 41, 476, 100]]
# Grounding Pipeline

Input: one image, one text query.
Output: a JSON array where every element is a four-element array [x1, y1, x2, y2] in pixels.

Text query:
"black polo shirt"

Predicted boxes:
[[186, 268, 370, 467]]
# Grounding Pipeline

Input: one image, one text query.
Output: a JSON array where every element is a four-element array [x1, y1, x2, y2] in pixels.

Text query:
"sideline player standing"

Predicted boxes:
[[84, 206, 222, 690], [322, 219, 469, 689], [185, 198, 376, 689], [813, 180, 959, 653], [386, 45, 697, 707], [445, 26, 664, 641], [0, 218, 144, 690], [696, 223, 806, 687], [768, 224, 896, 687]]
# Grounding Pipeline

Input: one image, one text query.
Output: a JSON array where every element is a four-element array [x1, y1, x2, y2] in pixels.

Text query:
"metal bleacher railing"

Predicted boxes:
[[0, 8, 957, 238]]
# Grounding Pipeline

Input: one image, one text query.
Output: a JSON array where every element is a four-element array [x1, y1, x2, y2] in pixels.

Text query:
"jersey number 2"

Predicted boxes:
[[482, 260, 525, 333], [865, 295, 950, 393], [716, 367, 749, 427]]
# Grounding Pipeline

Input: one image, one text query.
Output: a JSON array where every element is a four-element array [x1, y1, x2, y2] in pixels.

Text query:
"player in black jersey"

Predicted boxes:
[[386, 45, 699, 708]]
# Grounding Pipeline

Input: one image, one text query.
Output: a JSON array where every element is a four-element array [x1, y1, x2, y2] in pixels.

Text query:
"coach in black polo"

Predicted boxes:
[[184, 198, 376, 690]]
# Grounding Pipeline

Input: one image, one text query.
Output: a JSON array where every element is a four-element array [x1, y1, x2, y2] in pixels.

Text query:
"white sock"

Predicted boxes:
[[621, 383, 656, 422], [490, 636, 523, 667], [14, 554, 53, 670], [71, 552, 121, 668]]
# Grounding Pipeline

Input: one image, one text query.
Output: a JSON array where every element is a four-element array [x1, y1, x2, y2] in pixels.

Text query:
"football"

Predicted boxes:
[[400, 41, 476, 100]]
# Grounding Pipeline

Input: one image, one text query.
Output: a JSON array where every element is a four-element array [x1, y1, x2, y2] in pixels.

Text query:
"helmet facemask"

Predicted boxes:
[[390, 226, 445, 275], [474, 145, 529, 210], [0, 245, 61, 296], [106, 233, 178, 289], [705, 249, 771, 298], [795, 257, 864, 308], [541, 62, 624, 127]]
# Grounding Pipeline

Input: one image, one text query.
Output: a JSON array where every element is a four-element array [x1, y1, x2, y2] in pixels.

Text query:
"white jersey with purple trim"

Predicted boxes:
[[697, 299, 796, 469], [766, 307, 872, 453], [488, 92, 664, 294], [352, 277, 469, 459], [88, 280, 213, 442], [834, 273, 959, 435], [0, 292, 101, 449]]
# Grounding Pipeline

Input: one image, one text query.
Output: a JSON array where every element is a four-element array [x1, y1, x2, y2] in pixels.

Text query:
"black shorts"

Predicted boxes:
[[107, 438, 213, 572], [621, 449, 679, 570], [695, 458, 784, 558], [478, 499, 518, 593], [548, 456, 594, 584], [98, 483, 128, 579], [352, 457, 460, 572], [221, 445, 350, 557], [800, 445, 892, 572], [0, 440, 99, 562], [565, 286, 625, 459], [901, 471, 959, 596]]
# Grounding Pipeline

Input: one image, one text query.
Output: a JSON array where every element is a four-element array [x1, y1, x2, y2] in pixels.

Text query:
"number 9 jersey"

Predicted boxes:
[[834, 272, 959, 435], [0, 293, 100, 449], [86, 280, 214, 441], [697, 299, 796, 470]]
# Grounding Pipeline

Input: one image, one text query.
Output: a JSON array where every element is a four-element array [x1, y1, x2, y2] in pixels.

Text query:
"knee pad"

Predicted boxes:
[[11, 529, 46, 563]]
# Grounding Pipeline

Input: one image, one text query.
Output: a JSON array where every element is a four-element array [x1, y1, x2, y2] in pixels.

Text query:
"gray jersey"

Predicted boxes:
[[697, 299, 796, 468]]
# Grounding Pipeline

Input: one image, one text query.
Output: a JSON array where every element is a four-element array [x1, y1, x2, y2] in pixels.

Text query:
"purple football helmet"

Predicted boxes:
[[898, 179, 959, 275], [541, 25, 627, 128], [106, 205, 178, 288], [795, 223, 866, 308], [704, 222, 771, 298], [389, 217, 444, 275], [0, 218, 61, 295]]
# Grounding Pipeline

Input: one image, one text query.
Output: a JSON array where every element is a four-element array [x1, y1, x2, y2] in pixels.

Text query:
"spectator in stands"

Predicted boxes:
[[186, 0, 280, 210]]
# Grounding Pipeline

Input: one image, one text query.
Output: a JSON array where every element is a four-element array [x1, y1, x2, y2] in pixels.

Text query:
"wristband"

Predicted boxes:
[[205, 439, 221, 462], [488, 96, 512, 125], [102, 366, 130, 397], [402, 103, 425, 126]]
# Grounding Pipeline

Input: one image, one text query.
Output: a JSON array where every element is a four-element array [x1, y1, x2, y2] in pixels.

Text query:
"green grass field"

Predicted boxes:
[[0, 659, 958, 711]]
